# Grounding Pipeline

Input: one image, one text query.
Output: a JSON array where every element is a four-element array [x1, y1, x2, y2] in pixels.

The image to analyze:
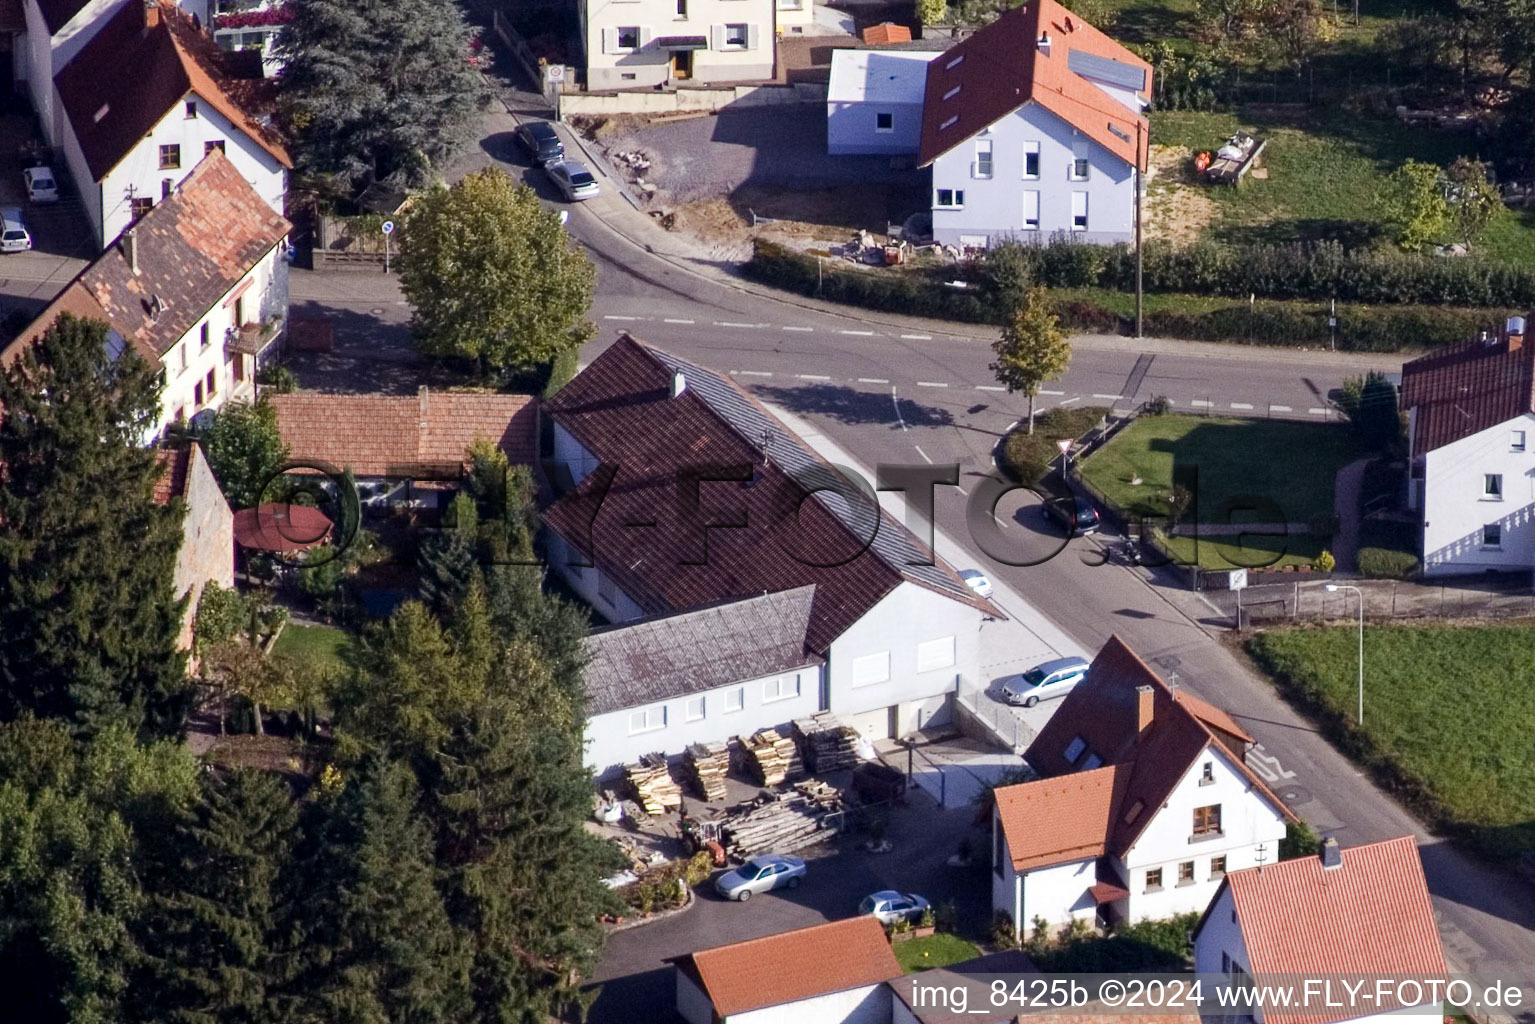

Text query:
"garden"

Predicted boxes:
[[1247, 622, 1535, 859]]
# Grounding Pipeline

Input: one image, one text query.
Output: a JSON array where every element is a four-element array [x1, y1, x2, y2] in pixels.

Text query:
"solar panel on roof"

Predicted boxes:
[[1068, 49, 1146, 91]]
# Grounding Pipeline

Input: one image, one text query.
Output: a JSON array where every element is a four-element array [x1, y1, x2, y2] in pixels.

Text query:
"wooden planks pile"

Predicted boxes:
[[792, 712, 861, 774], [625, 754, 682, 816], [723, 789, 840, 857], [739, 729, 802, 786], [683, 741, 730, 802]]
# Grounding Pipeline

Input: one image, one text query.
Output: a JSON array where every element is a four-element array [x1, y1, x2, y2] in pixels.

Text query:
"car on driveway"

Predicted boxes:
[[859, 890, 930, 926], [959, 569, 993, 599], [1001, 655, 1090, 707], [546, 160, 600, 202], [1, 207, 33, 253], [1045, 494, 1100, 535], [23, 166, 59, 203], [514, 121, 565, 166], [715, 854, 806, 901]]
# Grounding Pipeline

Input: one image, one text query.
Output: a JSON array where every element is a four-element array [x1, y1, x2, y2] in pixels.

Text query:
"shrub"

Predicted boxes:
[[992, 911, 1019, 949], [1357, 547, 1420, 578], [999, 431, 1057, 486], [683, 851, 714, 887], [1144, 394, 1172, 415], [256, 363, 297, 394], [1280, 819, 1322, 859], [934, 900, 959, 934], [1311, 549, 1336, 573]]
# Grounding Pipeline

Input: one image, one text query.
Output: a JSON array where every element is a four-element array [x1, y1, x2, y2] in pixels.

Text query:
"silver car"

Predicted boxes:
[[859, 890, 930, 925], [1001, 655, 1090, 707], [546, 160, 600, 202], [715, 854, 806, 901]]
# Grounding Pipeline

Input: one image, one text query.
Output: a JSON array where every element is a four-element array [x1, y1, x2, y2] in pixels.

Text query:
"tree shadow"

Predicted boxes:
[[751, 382, 955, 428]]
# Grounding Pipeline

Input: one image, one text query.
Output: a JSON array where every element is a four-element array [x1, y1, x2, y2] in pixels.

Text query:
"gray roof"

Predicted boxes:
[[1068, 49, 1147, 92], [583, 586, 822, 715]]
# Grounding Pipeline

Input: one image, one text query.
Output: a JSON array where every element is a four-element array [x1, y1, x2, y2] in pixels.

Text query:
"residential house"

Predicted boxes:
[[916, 0, 1150, 249], [1192, 834, 1446, 1024], [16, 0, 130, 146], [1, 149, 291, 439], [775, 0, 811, 31], [580, 0, 773, 91], [826, 48, 942, 156], [1399, 315, 1535, 575], [669, 916, 902, 1024], [53, 0, 290, 250], [267, 389, 537, 510], [582, 586, 822, 777], [207, 0, 286, 75], [154, 442, 235, 652], [542, 334, 997, 742], [989, 635, 1292, 940]]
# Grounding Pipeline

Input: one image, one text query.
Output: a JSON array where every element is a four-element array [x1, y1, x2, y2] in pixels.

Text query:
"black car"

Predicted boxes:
[[514, 122, 565, 166], [1045, 494, 1100, 534]]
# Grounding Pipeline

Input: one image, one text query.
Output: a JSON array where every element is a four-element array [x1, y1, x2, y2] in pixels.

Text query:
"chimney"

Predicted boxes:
[[143, 0, 160, 30], [670, 371, 687, 398], [1135, 684, 1155, 734], [124, 228, 138, 274], [1037, 31, 1052, 55], [1319, 835, 1342, 870]]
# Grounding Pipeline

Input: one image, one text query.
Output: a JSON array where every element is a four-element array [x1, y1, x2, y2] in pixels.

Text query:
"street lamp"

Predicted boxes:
[[1324, 583, 1364, 724]]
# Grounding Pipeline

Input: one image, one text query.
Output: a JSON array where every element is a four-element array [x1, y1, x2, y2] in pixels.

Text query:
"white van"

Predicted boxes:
[[1, 207, 32, 253]]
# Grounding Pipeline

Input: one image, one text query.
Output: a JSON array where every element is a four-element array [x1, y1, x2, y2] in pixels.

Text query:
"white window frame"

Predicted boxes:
[[723, 686, 745, 712], [615, 25, 642, 50], [875, 111, 894, 133], [1022, 189, 1040, 229], [934, 188, 965, 209], [972, 139, 993, 179], [1513, 430, 1527, 451], [916, 635, 955, 673], [1071, 190, 1088, 232], [1069, 157, 1090, 181], [1022, 141, 1040, 180], [722, 22, 749, 48], [685, 695, 706, 721], [851, 651, 890, 687], [762, 674, 800, 703], [1484, 473, 1503, 499], [628, 705, 666, 734]]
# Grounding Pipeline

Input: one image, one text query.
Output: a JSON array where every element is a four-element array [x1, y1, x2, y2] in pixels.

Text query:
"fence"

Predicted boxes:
[[490, 9, 564, 109], [954, 679, 1031, 754], [1228, 574, 1535, 627]]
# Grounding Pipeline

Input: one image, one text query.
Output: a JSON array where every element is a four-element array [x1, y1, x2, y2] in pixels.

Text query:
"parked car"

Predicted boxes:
[[1, 207, 32, 253], [959, 569, 993, 599], [1001, 655, 1090, 707], [715, 854, 806, 901], [859, 890, 930, 926], [23, 166, 58, 203], [1045, 494, 1100, 535], [546, 160, 600, 202], [514, 121, 565, 166]]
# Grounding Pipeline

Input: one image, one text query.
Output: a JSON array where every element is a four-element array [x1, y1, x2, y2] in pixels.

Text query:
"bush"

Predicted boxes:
[[1357, 547, 1420, 578], [1144, 394, 1172, 415], [934, 900, 959, 934], [992, 911, 1019, 949], [1312, 550, 1336, 573], [1280, 819, 1321, 859]]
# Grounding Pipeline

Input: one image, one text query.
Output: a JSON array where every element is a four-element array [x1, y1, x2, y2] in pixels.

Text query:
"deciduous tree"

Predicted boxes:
[[990, 287, 1072, 435], [1379, 160, 1449, 250], [1444, 157, 1503, 250], [201, 399, 290, 511]]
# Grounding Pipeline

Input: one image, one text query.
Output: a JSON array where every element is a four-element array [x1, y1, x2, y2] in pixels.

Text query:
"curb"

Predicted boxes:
[[603, 881, 696, 933]]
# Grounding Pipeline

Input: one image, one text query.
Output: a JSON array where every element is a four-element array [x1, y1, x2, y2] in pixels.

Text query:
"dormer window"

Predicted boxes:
[[946, 54, 964, 69], [943, 85, 961, 101], [1200, 760, 1214, 785], [1063, 736, 1086, 763], [939, 115, 958, 131], [1122, 799, 1145, 824]]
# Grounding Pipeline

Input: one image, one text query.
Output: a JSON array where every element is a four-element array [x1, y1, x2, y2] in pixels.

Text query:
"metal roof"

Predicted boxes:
[[1068, 48, 1147, 91]]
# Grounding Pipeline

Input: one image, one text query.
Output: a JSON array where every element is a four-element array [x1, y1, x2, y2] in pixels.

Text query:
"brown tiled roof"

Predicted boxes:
[[1, 151, 290, 368], [542, 335, 994, 653], [1198, 836, 1445, 1024], [268, 389, 537, 480], [1400, 330, 1534, 454], [995, 764, 1130, 871], [670, 916, 902, 1017], [918, 0, 1150, 169], [153, 447, 192, 506], [54, 0, 291, 183], [863, 22, 913, 43]]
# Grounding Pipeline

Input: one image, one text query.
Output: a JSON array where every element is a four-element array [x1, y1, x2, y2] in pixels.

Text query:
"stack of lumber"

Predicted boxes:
[[792, 712, 861, 774], [723, 791, 837, 857], [624, 754, 682, 816], [682, 741, 730, 802], [794, 778, 842, 809], [740, 729, 799, 786]]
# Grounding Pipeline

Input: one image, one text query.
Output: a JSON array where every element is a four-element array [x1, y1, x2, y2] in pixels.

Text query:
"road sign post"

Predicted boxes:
[[381, 219, 395, 274]]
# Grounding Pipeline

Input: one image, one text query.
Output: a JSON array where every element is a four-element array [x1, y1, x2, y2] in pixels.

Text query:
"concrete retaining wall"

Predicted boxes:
[[561, 82, 827, 116]]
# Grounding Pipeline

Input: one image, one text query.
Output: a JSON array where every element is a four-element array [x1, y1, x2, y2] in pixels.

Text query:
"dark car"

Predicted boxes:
[[1046, 494, 1100, 535], [514, 121, 565, 166]]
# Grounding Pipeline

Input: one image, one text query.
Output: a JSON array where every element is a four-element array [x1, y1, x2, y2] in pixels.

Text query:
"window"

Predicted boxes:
[[131, 197, 153, 220], [1023, 141, 1040, 179], [1082, 753, 1102, 769], [205, 140, 226, 155], [1145, 867, 1163, 891], [1200, 760, 1214, 785], [173, 406, 185, 423], [945, 54, 963, 69], [942, 84, 961, 101], [1210, 855, 1227, 879], [205, 368, 216, 398], [1514, 430, 1527, 451], [875, 111, 893, 132], [185, 100, 198, 118], [1122, 799, 1145, 825], [934, 188, 965, 209], [939, 114, 958, 131], [763, 675, 799, 703], [199, 323, 210, 350], [973, 139, 993, 179], [234, 294, 245, 326], [233, 354, 244, 383], [1070, 157, 1090, 180], [916, 636, 955, 672], [1022, 190, 1040, 229], [685, 696, 705, 721], [1483, 523, 1502, 548], [852, 651, 890, 687], [1071, 191, 1088, 231], [194, 380, 204, 406], [676, 0, 686, 15], [620, 73, 636, 80], [723, 23, 748, 47], [723, 687, 744, 712], [1178, 860, 1195, 885], [158, 144, 181, 170], [178, 343, 187, 372], [1063, 736, 1086, 763], [616, 26, 640, 49], [628, 706, 666, 734], [1484, 473, 1503, 498], [161, 178, 173, 199], [1193, 804, 1222, 838]]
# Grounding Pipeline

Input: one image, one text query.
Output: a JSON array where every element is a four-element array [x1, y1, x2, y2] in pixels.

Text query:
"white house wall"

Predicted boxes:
[[552, 421, 601, 488], [584, 665, 822, 777], [728, 984, 892, 1024], [1420, 411, 1535, 576], [58, 108, 102, 240], [545, 529, 648, 623], [1020, 857, 1097, 932], [827, 98, 925, 155], [825, 580, 981, 739], [929, 100, 1135, 248], [1120, 744, 1287, 923], [24, 0, 133, 146], [584, 0, 774, 91]]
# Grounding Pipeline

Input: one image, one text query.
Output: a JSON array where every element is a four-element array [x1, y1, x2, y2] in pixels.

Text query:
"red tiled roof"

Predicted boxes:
[[995, 765, 1129, 870], [918, 0, 1150, 169], [1400, 330, 1534, 454], [153, 447, 192, 506], [670, 916, 902, 1017], [542, 335, 993, 653], [268, 389, 537, 480], [1205, 836, 1445, 1024], [233, 502, 332, 552], [54, 0, 291, 183], [1, 151, 290, 368]]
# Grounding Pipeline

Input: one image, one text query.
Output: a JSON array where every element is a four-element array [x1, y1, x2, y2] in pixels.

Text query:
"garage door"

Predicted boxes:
[[841, 705, 894, 740]]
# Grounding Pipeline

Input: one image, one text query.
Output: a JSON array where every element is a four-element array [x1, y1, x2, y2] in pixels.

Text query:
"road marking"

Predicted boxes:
[[1040, 389, 1065, 396], [914, 444, 934, 464], [975, 385, 1006, 392], [1058, 396, 1081, 405], [716, 320, 760, 328], [781, 325, 814, 332], [1231, 402, 1254, 410], [734, 370, 773, 377], [797, 373, 832, 381], [1248, 744, 1298, 784], [916, 381, 949, 388], [901, 333, 932, 340], [603, 315, 639, 321], [892, 387, 908, 432], [955, 485, 968, 496], [1191, 399, 1214, 408], [858, 377, 890, 384], [663, 317, 695, 324], [1271, 404, 1292, 412], [1092, 393, 1125, 400], [1309, 407, 1329, 416], [840, 329, 877, 336]]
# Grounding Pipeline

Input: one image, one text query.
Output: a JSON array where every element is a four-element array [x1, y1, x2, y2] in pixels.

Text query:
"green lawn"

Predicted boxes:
[[893, 933, 981, 973], [271, 623, 351, 678], [1080, 414, 1369, 528], [1158, 530, 1328, 570], [1247, 624, 1535, 859]]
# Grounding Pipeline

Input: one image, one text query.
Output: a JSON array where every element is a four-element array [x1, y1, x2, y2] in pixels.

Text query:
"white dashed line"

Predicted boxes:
[[1231, 402, 1254, 410], [734, 370, 773, 377], [716, 321, 760, 328], [1191, 400, 1214, 408], [781, 325, 814, 332], [892, 387, 908, 432], [858, 377, 890, 384], [663, 317, 695, 324], [603, 315, 639, 321], [1040, 389, 1065, 396], [1309, 407, 1329, 416], [901, 333, 933, 340], [914, 445, 934, 464], [916, 381, 949, 388], [1092, 393, 1125, 400], [1271, 404, 1292, 412], [1059, 396, 1081, 405], [975, 385, 1006, 392], [840, 329, 877, 336], [797, 374, 832, 381]]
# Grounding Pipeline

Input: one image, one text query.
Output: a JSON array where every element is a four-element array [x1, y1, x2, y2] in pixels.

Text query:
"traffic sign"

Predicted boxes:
[[545, 64, 565, 84], [381, 220, 395, 235]]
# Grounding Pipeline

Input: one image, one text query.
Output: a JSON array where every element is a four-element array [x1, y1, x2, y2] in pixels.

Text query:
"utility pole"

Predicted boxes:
[[1135, 117, 1145, 339]]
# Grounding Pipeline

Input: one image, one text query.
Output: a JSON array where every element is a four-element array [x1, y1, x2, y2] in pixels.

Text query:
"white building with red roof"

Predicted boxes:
[[1192, 834, 1446, 1024]]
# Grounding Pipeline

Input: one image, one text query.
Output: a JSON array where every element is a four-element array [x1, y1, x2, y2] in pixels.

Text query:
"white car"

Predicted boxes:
[[24, 166, 59, 203], [959, 569, 993, 599], [859, 890, 930, 925], [546, 160, 600, 202], [1, 206, 32, 253]]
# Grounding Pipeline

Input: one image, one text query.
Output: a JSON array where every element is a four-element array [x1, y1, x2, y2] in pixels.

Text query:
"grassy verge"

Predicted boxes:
[[997, 406, 1112, 486], [271, 623, 351, 678], [1246, 623, 1535, 859], [894, 933, 982, 973], [1158, 531, 1327, 570]]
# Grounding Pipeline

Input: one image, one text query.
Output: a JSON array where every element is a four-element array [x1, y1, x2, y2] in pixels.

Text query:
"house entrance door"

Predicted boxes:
[[670, 50, 692, 79]]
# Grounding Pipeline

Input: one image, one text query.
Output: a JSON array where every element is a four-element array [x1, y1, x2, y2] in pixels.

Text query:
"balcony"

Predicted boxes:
[[225, 314, 284, 359]]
